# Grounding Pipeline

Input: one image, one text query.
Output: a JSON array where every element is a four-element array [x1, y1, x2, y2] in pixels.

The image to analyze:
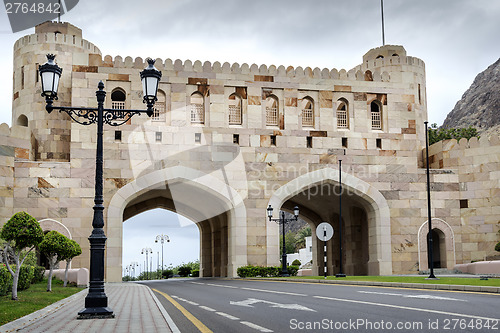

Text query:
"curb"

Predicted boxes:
[[147, 285, 180, 333], [240, 278, 500, 293]]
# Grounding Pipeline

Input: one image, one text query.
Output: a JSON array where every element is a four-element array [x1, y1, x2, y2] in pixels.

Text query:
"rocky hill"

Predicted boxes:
[[442, 58, 500, 137]]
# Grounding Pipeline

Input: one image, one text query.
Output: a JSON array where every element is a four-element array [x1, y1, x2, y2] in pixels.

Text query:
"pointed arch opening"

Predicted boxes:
[[267, 168, 392, 276]]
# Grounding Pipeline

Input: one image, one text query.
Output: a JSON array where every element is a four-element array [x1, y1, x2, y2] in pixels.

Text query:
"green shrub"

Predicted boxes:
[[162, 269, 174, 279], [178, 265, 192, 277], [191, 269, 199, 277], [291, 259, 301, 266], [495, 242, 500, 252], [287, 265, 299, 276], [32, 266, 45, 284], [237, 265, 286, 278], [18, 265, 34, 291], [0, 265, 13, 296]]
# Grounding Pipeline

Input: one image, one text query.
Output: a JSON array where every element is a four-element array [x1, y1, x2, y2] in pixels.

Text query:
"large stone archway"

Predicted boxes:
[[105, 166, 247, 282], [267, 168, 392, 275]]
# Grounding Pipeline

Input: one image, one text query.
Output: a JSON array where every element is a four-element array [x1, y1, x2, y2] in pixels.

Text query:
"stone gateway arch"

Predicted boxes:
[[1, 21, 499, 282]]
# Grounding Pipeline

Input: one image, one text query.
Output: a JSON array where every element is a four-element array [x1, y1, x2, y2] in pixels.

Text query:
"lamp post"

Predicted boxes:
[[155, 234, 170, 274], [130, 262, 138, 279], [39, 54, 161, 318], [424, 121, 438, 280], [142, 247, 152, 280], [267, 205, 299, 276], [336, 157, 346, 278]]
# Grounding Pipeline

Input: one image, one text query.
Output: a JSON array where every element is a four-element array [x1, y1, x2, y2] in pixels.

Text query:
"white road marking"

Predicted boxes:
[[230, 298, 316, 312], [241, 287, 307, 296], [314, 295, 498, 321], [240, 321, 274, 332], [216, 312, 240, 320], [184, 300, 199, 305], [199, 305, 217, 312], [358, 290, 467, 301], [190, 282, 205, 285], [206, 283, 239, 289]]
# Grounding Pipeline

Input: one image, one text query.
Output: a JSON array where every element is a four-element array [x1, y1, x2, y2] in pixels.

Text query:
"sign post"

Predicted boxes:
[[316, 222, 334, 279]]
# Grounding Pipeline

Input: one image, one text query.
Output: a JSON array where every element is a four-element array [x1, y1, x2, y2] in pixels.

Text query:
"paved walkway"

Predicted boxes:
[[0, 283, 178, 333]]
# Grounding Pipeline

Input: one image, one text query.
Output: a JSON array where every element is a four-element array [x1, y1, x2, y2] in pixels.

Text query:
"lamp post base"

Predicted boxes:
[[77, 307, 114, 319], [335, 273, 346, 278]]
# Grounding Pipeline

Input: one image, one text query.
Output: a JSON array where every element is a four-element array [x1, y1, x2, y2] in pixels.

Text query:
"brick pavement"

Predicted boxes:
[[0, 283, 177, 333]]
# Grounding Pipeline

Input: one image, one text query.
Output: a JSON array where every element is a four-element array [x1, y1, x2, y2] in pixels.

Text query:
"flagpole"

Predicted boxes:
[[381, 0, 385, 46]]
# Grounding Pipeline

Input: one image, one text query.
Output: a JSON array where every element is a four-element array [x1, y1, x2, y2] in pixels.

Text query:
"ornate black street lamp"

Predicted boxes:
[[39, 54, 162, 318], [155, 234, 170, 274], [267, 205, 299, 276]]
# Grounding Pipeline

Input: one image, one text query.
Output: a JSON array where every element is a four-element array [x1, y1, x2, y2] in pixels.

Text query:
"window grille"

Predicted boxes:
[[302, 107, 314, 127], [229, 105, 242, 125], [371, 111, 381, 129], [266, 107, 278, 126], [191, 103, 204, 123], [152, 103, 165, 121], [112, 101, 125, 110], [337, 109, 348, 128]]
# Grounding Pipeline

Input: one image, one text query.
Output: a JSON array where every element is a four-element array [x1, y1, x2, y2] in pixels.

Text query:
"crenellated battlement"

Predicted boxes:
[[427, 135, 500, 169], [94, 54, 393, 82], [14, 32, 101, 55]]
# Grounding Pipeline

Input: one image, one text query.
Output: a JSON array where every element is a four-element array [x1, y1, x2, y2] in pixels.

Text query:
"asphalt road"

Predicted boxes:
[[144, 278, 500, 333]]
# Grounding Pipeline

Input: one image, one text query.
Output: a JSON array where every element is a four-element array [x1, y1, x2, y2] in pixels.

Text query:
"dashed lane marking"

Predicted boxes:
[[240, 287, 307, 296], [358, 290, 467, 301], [216, 312, 240, 320], [314, 295, 499, 321], [240, 321, 274, 332], [199, 305, 217, 312]]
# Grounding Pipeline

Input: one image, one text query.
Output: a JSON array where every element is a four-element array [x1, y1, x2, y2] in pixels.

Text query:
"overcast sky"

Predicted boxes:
[[1, 0, 499, 275]]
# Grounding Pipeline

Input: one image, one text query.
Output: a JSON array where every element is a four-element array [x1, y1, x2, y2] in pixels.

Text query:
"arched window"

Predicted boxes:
[[111, 89, 126, 110], [265, 96, 278, 126], [228, 93, 242, 125], [152, 90, 166, 121], [190, 92, 204, 124], [336, 99, 348, 129], [16, 114, 28, 127], [371, 101, 382, 130], [301, 97, 314, 127]]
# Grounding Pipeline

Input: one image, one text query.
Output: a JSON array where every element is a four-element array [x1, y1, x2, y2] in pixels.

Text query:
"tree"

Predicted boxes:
[[428, 124, 479, 145], [38, 231, 71, 291], [60, 239, 81, 287], [0, 211, 44, 300]]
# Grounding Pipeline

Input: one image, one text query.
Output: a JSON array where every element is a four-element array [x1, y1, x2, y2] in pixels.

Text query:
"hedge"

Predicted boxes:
[[0, 265, 12, 296], [236, 265, 299, 278], [0, 265, 42, 295]]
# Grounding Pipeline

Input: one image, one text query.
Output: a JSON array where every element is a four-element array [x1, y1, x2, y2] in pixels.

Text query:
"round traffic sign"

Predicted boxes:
[[316, 222, 334, 241]]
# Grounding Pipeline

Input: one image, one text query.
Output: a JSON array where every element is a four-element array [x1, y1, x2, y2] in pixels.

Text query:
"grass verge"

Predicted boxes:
[[0, 278, 83, 326], [278, 275, 500, 287]]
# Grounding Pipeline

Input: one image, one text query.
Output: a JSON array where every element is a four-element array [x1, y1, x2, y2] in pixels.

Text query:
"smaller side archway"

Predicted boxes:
[[418, 218, 455, 271], [37, 219, 73, 269]]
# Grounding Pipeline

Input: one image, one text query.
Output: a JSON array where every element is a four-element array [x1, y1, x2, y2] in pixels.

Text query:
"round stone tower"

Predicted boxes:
[[12, 21, 101, 161]]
